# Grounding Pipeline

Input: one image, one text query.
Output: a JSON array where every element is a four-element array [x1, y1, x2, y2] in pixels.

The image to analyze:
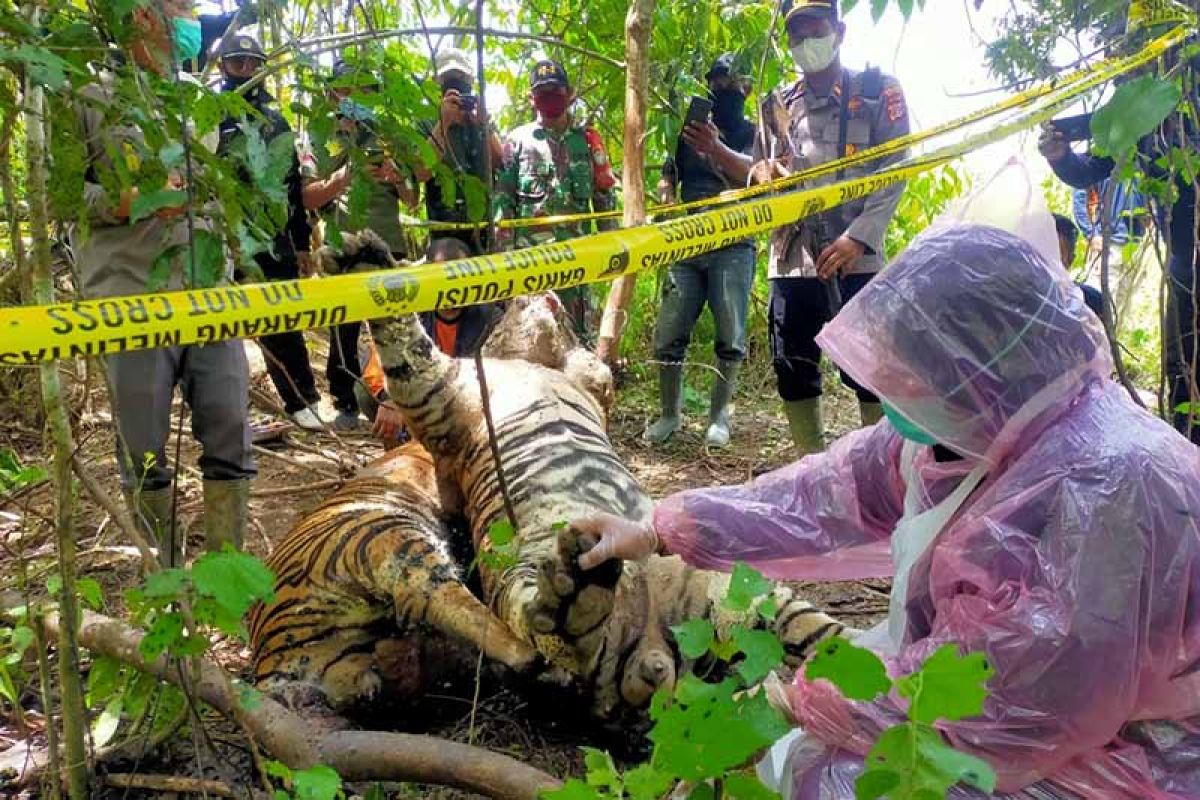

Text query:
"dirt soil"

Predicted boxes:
[[0, 336, 888, 799]]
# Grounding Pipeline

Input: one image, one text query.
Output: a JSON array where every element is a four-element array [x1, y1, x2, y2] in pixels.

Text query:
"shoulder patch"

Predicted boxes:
[[584, 128, 616, 192], [882, 84, 907, 123]]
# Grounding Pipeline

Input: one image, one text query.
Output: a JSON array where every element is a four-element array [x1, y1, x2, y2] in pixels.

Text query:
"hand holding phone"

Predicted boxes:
[[685, 95, 713, 126]]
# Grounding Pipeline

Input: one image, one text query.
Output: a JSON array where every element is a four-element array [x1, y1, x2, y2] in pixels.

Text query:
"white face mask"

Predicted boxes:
[[790, 33, 839, 73]]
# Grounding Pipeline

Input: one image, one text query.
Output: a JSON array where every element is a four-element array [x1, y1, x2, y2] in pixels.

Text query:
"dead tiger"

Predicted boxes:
[[316, 232, 855, 718], [246, 442, 542, 715]]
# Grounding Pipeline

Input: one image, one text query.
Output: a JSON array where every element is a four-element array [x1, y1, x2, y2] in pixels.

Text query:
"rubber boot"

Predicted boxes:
[[125, 486, 183, 567], [203, 478, 250, 552], [644, 364, 684, 444], [858, 401, 884, 427], [705, 359, 740, 447], [782, 398, 824, 456]]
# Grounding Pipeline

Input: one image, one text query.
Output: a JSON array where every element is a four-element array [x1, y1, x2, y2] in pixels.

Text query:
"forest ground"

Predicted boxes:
[[0, 325, 888, 798]]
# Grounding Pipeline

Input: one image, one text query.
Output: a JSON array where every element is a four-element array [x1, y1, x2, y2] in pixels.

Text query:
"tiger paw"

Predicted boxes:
[[522, 524, 623, 645]]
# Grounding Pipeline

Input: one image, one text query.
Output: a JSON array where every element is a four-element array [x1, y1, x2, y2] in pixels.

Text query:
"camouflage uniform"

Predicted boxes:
[[495, 60, 618, 344]]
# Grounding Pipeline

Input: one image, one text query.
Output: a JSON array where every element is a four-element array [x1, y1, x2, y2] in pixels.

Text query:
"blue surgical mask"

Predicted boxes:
[[337, 97, 377, 123], [171, 17, 202, 64], [881, 402, 938, 445]]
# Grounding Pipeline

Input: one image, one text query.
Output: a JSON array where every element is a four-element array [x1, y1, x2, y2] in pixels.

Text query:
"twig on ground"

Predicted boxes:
[[251, 445, 342, 480], [103, 772, 238, 797], [250, 478, 344, 498]]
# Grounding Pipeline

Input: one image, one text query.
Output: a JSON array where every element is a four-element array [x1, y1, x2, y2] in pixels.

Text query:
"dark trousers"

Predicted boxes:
[[769, 274, 878, 403], [1166, 250, 1200, 444], [254, 256, 320, 414], [328, 320, 363, 414], [108, 342, 255, 491]]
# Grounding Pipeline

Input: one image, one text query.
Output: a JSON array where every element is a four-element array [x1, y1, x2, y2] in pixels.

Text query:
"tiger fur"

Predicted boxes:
[[311, 232, 855, 719], [246, 442, 541, 714]]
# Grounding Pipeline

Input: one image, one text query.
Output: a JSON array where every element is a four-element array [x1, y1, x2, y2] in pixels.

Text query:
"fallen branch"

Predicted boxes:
[[103, 773, 237, 797], [251, 444, 343, 480], [250, 477, 343, 498], [35, 609, 561, 800]]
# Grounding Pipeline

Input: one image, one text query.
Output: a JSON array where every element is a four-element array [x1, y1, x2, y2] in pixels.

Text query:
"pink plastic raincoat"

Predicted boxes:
[[653, 224, 1200, 798]]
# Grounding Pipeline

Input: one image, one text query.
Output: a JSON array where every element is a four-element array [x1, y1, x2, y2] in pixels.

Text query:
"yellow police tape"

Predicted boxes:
[[414, 1, 1194, 233], [0, 10, 1194, 366]]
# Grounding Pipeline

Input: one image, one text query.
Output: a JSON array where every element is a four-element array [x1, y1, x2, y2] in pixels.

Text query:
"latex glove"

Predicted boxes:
[[815, 234, 865, 280], [573, 512, 659, 570]]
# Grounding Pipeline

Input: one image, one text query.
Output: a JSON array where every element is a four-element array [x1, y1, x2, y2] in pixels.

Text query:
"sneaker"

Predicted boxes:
[[290, 406, 325, 431], [333, 411, 367, 431]]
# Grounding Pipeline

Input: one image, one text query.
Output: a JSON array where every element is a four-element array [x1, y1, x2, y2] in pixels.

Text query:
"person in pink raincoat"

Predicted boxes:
[[574, 222, 1200, 799]]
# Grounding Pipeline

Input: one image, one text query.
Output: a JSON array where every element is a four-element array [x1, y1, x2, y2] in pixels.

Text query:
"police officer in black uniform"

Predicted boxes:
[[217, 34, 330, 431]]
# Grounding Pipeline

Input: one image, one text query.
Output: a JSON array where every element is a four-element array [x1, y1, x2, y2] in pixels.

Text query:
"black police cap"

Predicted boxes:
[[219, 33, 265, 61], [781, 0, 838, 24], [530, 59, 570, 90]]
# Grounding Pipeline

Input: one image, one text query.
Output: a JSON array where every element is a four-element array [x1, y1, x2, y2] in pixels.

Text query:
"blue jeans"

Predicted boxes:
[[653, 245, 756, 364]]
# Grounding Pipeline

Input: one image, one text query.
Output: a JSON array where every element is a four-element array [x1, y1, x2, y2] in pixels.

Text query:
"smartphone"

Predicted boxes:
[[460, 94, 478, 113], [685, 96, 713, 126], [1049, 113, 1093, 142]]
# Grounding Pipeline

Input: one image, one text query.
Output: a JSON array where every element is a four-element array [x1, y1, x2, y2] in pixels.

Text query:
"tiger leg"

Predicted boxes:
[[419, 582, 541, 673], [319, 652, 384, 711], [771, 587, 853, 664]]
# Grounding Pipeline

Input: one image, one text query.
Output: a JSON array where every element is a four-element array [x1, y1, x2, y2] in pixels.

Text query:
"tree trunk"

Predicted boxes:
[[595, 0, 656, 367], [27, 608, 562, 800], [24, 37, 90, 799]]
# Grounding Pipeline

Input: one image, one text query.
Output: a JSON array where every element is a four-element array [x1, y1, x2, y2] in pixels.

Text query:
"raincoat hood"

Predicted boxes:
[[817, 223, 1112, 464]]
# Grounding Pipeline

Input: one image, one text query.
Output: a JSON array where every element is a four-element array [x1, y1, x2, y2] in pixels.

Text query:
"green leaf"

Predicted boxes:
[[462, 173, 489, 222], [723, 563, 773, 613], [897, 0, 915, 19], [1091, 75, 1182, 157], [581, 747, 621, 793], [291, 764, 342, 800], [540, 779, 600, 800], [87, 656, 122, 706], [488, 520, 516, 547], [841, 0, 862, 15], [688, 784, 716, 800], [77, 578, 104, 611], [804, 636, 891, 701], [854, 769, 900, 800], [363, 785, 387, 800], [0, 663, 20, 705], [870, 0, 888, 22], [650, 677, 789, 782], [671, 619, 715, 660], [191, 548, 275, 637], [130, 189, 187, 224], [731, 626, 785, 685], [184, 230, 227, 290], [917, 730, 996, 793], [143, 569, 188, 601], [624, 764, 674, 800], [725, 773, 781, 799], [46, 574, 62, 597], [896, 643, 993, 724], [4, 626, 33, 666], [139, 612, 184, 660], [0, 44, 71, 89], [92, 697, 123, 748], [757, 595, 778, 622], [265, 760, 292, 781]]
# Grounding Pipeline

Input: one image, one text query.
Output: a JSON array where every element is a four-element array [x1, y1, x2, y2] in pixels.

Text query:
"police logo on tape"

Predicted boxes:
[[366, 272, 420, 310]]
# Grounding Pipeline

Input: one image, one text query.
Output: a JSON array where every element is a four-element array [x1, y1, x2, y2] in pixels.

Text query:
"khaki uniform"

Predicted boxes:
[[70, 75, 254, 491], [755, 66, 910, 404], [756, 67, 910, 278]]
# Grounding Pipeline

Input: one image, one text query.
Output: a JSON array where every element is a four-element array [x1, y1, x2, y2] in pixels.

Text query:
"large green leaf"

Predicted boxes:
[[895, 643, 993, 724], [731, 626, 785, 685], [723, 563, 774, 613], [804, 636, 891, 701], [670, 619, 715, 660], [130, 189, 187, 224], [191, 548, 275, 637], [1091, 75, 1182, 156]]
